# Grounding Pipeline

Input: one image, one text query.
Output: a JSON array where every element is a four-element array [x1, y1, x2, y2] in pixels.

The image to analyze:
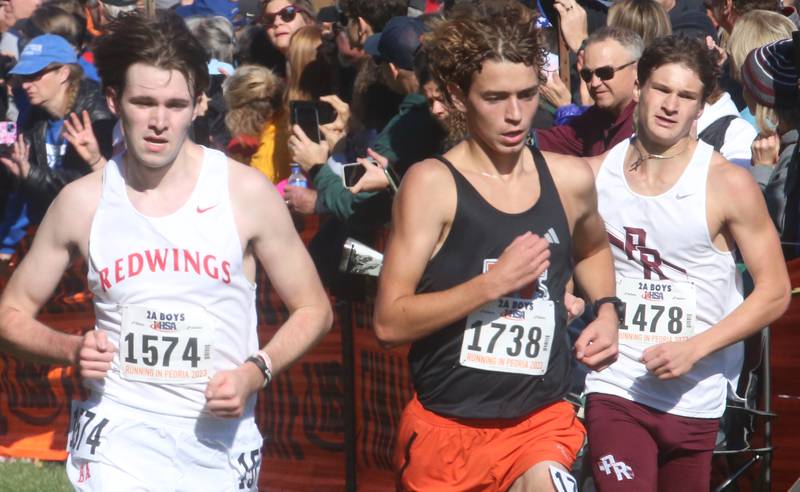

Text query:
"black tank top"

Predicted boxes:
[[410, 147, 573, 419]]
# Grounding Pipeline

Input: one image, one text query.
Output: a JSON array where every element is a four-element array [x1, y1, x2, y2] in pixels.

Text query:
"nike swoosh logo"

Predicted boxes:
[[675, 193, 693, 200], [196, 204, 218, 214]]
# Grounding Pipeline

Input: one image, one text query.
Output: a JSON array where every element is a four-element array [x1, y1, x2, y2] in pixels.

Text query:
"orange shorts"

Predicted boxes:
[[394, 394, 586, 491]]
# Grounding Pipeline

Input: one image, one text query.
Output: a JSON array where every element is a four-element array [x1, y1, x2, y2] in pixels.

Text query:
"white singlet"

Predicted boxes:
[[584, 138, 744, 419], [86, 147, 259, 422]]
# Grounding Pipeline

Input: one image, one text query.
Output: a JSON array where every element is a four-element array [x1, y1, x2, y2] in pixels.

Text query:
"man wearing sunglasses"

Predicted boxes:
[[261, 0, 315, 56], [536, 27, 641, 157]]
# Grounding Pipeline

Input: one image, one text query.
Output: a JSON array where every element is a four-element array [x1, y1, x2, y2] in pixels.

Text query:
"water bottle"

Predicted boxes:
[[288, 165, 308, 188]]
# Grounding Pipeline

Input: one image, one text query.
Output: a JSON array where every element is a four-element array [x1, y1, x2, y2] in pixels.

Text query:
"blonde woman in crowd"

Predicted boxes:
[[223, 65, 291, 182], [607, 0, 671, 46]]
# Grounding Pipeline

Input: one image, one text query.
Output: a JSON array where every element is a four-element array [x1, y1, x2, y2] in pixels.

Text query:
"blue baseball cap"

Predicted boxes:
[[10, 34, 77, 76], [364, 16, 426, 71], [175, 0, 239, 21]]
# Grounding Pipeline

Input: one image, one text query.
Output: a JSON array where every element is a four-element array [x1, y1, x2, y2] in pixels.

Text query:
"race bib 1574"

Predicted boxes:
[[119, 304, 214, 384]]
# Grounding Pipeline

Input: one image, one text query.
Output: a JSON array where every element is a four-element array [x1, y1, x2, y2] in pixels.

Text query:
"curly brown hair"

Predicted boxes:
[[424, 0, 546, 102]]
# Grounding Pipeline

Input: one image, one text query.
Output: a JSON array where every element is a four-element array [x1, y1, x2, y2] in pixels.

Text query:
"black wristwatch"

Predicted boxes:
[[593, 296, 625, 325], [245, 353, 272, 388]]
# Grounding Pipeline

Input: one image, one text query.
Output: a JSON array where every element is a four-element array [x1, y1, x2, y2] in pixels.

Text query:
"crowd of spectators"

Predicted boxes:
[[0, 0, 798, 324]]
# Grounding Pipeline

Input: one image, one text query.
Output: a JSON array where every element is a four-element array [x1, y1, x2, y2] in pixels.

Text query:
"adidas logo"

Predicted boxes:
[[544, 227, 560, 245]]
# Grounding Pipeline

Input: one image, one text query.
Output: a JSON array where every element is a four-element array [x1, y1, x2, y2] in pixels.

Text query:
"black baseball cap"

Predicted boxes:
[[364, 16, 426, 71]]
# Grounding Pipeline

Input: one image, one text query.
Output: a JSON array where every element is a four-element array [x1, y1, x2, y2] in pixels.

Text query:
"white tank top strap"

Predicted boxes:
[[672, 139, 712, 197], [599, 136, 631, 179], [194, 147, 230, 209]]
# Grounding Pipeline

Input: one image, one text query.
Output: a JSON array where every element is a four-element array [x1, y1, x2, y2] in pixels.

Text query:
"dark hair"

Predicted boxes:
[[28, 5, 87, 49], [338, 0, 407, 32], [94, 12, 210, 100], [636, 35, 719, 103], [731, 0, 780, 15], [414, 46, 433, 87], [261, 0, 316, 22], [425, 0, 546, 100]]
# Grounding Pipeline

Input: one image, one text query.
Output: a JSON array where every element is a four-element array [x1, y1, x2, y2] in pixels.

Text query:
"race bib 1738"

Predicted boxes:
[[460, 297, 556, 376]]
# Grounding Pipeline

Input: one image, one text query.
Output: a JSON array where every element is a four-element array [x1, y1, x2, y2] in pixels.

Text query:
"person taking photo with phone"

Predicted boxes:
[[286, 16, 447, 225]]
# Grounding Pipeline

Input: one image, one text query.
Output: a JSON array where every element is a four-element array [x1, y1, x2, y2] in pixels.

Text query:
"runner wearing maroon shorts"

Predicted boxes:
[[375, 2, 620, 490], [584, 35, 790, 491]]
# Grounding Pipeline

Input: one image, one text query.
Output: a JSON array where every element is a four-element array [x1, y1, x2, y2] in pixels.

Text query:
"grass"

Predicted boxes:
[[0, 459, 72, 492]]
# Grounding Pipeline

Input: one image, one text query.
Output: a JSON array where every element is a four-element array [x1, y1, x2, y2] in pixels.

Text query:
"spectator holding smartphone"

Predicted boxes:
[[0, 34, 113, 259]]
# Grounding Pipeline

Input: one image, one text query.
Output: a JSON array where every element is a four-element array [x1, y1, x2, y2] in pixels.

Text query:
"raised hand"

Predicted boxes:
[[0, 134, 31, 178], [63, 110, 105, 170], [288, 124, 330, 172]]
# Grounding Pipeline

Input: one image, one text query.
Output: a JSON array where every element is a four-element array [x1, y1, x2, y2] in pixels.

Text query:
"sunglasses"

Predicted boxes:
[[263, 5, 308, 28], [579, 60, 636, 83], [10, 65, 62, 86]]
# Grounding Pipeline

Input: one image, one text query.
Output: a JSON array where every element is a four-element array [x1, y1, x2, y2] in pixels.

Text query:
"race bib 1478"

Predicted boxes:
[[617, 278, 696, 346]]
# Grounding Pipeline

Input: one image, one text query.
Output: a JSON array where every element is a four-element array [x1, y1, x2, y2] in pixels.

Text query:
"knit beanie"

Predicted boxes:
[[740, 38, 798, 108]]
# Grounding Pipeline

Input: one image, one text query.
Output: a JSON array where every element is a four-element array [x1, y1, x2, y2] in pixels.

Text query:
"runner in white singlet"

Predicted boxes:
[[0, 14, 332, 491], [583, 35, 789, 492]]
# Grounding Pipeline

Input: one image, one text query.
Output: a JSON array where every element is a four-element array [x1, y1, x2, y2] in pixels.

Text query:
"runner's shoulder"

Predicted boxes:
[[226, 157, 281, 207], [53, 168, 104, 219], [540, 150, 597, 197], [708, 151, 760, 200], [398, 157, 455, 197]]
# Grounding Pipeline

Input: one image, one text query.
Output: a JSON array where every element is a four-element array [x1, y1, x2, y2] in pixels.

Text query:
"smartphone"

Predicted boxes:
[[342, 162, 367, 188], [544, 51, 558, 75], [0, 121, 16, 146], [292, 105, 321, 143], [290, 100, 337, 125]]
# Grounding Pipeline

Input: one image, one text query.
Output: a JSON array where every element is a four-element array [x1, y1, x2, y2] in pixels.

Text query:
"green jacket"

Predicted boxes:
[[312, 93, 445, 226]]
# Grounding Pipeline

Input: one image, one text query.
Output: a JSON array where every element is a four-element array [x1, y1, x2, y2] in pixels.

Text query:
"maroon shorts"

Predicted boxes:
[[585, 394, 719, 492]]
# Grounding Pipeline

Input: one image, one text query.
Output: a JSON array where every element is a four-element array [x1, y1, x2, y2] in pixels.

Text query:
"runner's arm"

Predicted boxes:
[[642, 164, 790, 378], [560, 157, 619, 370], [0, 183, 90, 365], [373, 160, 551, 348], [253, 178, 332, 377], [208, 165, 334, 417]]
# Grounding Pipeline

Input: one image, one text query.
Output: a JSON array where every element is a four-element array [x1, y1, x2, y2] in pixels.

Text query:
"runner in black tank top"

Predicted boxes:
[[411, 147, 573, 419], [374, 3, 621, 489]]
